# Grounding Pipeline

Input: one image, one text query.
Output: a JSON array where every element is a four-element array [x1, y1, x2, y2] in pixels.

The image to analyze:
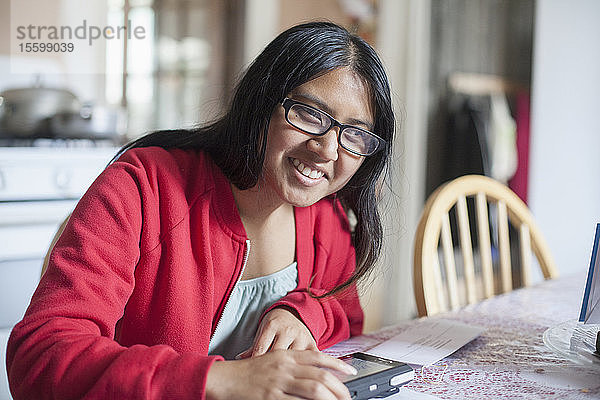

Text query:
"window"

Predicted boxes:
[[105, 0, 238, 139]]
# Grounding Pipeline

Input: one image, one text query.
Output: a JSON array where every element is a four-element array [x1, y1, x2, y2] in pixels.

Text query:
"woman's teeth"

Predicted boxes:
[[292, 158, 324, 179]]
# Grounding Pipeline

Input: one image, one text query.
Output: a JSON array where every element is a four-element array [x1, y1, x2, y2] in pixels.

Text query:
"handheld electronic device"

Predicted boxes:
[[335, 352, 414, 399]]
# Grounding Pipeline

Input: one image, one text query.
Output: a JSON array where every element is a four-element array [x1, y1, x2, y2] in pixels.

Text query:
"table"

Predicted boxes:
[[343, 272, 600, 399]]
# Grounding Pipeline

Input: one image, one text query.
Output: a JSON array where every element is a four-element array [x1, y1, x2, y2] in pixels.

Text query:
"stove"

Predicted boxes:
[[0, 137, 121, 148], [0, 141, 119, 328]]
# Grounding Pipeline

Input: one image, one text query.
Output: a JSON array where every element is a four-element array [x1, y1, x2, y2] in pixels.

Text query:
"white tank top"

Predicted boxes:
[[208, 262, 298, 360]]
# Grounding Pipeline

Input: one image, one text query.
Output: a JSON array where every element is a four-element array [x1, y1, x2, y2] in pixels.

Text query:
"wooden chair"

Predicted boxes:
[[413, 175, 558, 317], [41, 214, 71, 278]]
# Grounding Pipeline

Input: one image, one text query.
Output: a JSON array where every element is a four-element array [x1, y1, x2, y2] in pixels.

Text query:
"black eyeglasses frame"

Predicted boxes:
[[280, 98, 386, 157]]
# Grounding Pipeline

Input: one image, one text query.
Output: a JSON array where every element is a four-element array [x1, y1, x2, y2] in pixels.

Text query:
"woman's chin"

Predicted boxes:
[[280, 188, 326, 208]]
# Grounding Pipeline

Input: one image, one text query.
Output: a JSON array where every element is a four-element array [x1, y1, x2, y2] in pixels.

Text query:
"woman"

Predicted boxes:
[[7, 21, 395, 399]]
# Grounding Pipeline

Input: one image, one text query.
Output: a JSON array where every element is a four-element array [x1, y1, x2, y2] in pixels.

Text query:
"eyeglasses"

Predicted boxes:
[[281, 98, 385, 156]]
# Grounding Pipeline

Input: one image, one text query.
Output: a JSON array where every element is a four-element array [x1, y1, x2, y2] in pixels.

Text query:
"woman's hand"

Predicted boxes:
[[206, 350, 357, 400], [237, 307, 317, 359]]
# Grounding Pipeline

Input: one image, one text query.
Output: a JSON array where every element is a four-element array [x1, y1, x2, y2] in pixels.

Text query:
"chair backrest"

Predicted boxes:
[[413, 175, 558, 317], [41, 214, 71, 278]]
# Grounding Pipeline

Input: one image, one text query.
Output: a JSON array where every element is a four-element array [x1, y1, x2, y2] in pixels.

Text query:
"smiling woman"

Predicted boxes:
[[259, 67, 373, 208], [7, 22, 396, 400]]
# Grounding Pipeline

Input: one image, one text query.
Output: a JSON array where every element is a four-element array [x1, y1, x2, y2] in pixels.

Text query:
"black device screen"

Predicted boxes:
[[335, 353, 401, 383]]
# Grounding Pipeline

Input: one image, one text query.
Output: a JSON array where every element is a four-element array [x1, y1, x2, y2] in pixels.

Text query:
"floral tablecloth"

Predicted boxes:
[[338, 272, 600, 399]]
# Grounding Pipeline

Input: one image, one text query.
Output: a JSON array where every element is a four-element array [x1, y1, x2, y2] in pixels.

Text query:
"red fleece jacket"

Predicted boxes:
[[6, 147, 364, 400]]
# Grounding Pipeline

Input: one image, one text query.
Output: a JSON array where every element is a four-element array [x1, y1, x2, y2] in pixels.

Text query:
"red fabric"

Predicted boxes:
[[508, 92, 531, 203], [7, 147, 363, 400]]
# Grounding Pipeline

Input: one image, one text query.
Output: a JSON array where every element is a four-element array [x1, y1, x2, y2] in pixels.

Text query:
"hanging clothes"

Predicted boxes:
[[441, 94, 490, 183], [508, 91, 531, 203], [488, 93, 518, 183], [439, 91, 518, 185]]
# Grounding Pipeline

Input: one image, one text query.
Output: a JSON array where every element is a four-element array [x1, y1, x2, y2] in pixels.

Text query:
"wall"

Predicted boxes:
[[0, 0, 107, 103], [529, 0, 600, 276], [0, 1, 11, 53], [242, 0, 279, 65], [278, 0, 350, 31], [426, 0, 534, 195], [373, 0, 430, 328], [0, 0, 63, 90]]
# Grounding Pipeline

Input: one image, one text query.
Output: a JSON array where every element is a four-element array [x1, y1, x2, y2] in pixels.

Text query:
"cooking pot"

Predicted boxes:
[[0, 86, 81, 137], [45, 103, 127, 141]]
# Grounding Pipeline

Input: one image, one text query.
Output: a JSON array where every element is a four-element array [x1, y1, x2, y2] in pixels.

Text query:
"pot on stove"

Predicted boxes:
[[0, 85, 81, 137], [44, 103, 127, 141], [0, 84, 127, 143]]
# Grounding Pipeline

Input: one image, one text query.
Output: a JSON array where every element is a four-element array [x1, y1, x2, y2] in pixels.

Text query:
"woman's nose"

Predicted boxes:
[[307, 129, 339, 161]]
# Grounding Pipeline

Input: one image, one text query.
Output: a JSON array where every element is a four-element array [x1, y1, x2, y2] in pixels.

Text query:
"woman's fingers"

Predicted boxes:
[[290, 337, 319, 351], [251, 324, 277, 356], [285, 351, 355, 400], [269, 333, 295, 351], [284, 378, 340, 400], [206, 349, 355, 400], [251, 328, 318, 358], [295, 350, 357, 376], [286, 365, 353, 400], [251, 307, 317, 356], [235, 347, 252, 359]]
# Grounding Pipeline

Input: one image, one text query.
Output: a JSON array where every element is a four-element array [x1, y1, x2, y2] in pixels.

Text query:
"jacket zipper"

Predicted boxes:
[[210, 239, 251, 341]]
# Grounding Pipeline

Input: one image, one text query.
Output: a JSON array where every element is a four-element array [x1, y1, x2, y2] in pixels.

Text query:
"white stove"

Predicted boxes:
[[0, 139, 119, 399], [0, 144, 118, 328]]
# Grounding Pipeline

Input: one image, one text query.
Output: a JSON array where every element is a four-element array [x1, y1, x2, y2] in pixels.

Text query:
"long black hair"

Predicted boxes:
[[114, 21, 396, 297]]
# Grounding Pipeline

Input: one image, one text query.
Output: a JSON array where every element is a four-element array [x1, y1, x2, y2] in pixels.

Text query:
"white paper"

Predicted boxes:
[[364, 319, 483, 366], [370, 387, 442, 400], [323, 335, 382, 357]]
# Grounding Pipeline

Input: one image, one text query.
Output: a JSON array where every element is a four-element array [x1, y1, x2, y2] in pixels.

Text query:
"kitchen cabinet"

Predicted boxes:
[[0, 146, 117, 328]]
